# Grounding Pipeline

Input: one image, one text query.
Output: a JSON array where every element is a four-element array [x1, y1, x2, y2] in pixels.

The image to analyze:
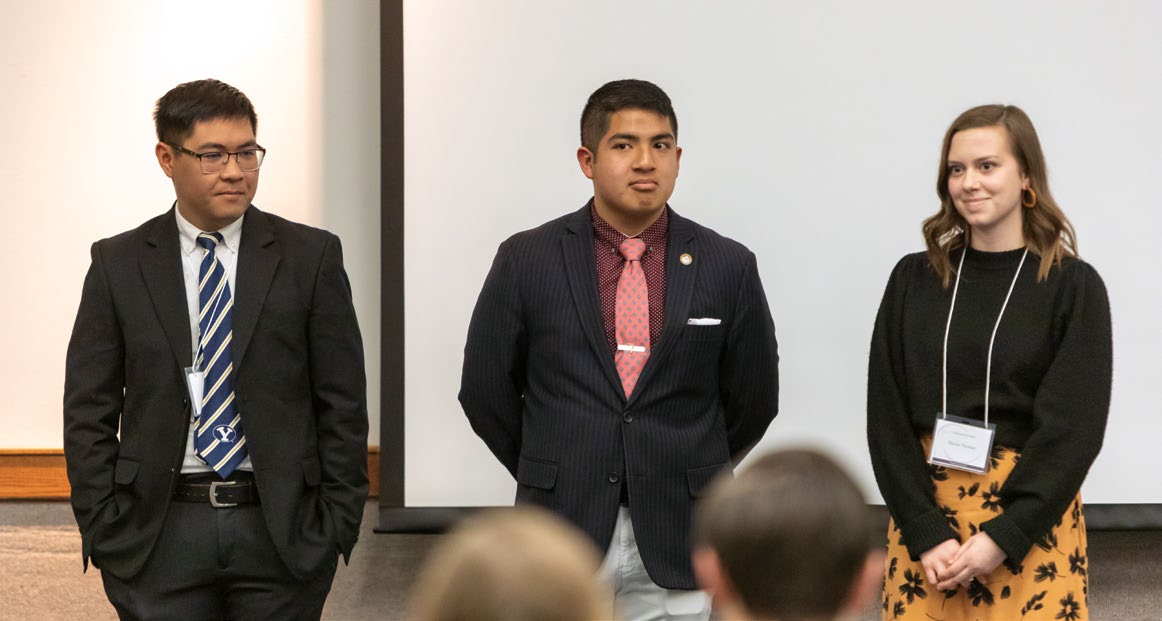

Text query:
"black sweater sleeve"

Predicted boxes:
[[869, 253, 1113, 564], [867, 255, 959, 560], [980, 260, 1112, 562]]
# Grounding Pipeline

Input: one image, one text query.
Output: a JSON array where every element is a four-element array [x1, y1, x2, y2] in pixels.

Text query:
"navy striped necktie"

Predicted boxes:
[[194, 232, 247, 477]]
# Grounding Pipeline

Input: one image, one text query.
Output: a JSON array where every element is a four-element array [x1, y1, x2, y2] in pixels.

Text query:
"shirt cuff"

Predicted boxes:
[[980, 514, 1033, 564], [900, 507, 959, 561]]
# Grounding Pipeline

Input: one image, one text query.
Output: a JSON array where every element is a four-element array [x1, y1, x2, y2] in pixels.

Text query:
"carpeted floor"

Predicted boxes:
[[0, 522, 110, 617], [0, 501, 433, 621], [2, 501, 1160, 620]]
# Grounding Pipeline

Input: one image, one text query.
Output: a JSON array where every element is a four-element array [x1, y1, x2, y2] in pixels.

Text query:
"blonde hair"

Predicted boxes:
[[410, 507, 608, 621], [923, 104, 1077, 286]]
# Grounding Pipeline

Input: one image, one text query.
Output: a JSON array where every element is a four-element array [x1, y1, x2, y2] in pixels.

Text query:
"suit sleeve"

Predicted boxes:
[[867, 256, 958, 560], [458, 240, 527, 477], [719, 251, 779, 463], [63, 242, 124, 562], [308, 235, 369, 561], [980, 262, 1112, 563]]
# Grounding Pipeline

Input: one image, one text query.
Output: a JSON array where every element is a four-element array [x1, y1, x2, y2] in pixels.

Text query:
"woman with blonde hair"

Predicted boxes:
[[409, 507, 610, 621], [868, 104, 1111, 620]]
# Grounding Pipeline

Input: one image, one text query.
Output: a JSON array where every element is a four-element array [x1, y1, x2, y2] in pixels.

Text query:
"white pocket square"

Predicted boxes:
[[686, 318, 722, 326]]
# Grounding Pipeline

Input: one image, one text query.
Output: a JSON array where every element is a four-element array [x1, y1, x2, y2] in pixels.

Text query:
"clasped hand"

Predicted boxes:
[[919, 534, 1006, 591]]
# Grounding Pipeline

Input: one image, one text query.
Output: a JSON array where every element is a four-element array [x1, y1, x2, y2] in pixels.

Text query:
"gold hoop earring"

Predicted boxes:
[[1022, 187, 1037, 208]]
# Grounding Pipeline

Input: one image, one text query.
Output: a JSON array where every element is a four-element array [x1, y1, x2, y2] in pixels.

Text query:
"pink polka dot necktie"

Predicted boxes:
[[615, 238, 649, 398]]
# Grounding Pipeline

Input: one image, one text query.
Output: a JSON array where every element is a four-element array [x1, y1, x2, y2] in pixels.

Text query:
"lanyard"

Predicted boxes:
[[941, 246, 1029, 427]]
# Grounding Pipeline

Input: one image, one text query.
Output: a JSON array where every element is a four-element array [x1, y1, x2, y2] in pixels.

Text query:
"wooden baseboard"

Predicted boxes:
[[0, 450, 68, 499], [0, 447, 381, 500]]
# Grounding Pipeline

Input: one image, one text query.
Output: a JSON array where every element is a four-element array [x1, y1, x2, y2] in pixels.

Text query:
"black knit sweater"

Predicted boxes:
[[867, 247, 1112, 563]]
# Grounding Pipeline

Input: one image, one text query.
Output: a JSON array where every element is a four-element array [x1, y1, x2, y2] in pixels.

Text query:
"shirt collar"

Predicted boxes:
[[590, 202, 669, 253], [175, 206, 244, 257]]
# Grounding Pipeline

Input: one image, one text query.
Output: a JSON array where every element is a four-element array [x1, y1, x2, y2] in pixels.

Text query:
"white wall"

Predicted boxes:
[[6, 0, 1158, 507], [403, 0, 1162, 505], [0, 0, 380, 446]]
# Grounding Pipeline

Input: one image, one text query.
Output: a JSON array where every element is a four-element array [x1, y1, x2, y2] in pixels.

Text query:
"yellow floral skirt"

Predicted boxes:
[[882, 438, 1089, 620]]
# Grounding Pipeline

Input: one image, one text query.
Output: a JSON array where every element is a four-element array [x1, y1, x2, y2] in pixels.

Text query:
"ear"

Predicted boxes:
[[577, 146, 596, 180], [841, 549, 886, 615], [692, 547, 732, 603], [156, 142, 176, 179]]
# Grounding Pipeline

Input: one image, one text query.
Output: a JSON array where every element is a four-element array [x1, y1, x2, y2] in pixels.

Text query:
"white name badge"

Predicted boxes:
[[184, 367, 204, 421], [928, 413, 996, 474]]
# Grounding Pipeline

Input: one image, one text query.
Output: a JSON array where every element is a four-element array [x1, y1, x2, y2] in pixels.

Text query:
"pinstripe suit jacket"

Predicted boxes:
[[459, 204, 779, 589]]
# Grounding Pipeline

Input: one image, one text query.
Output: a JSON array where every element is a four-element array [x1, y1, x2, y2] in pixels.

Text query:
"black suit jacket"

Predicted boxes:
[[63, 205, 368, 581], [459, 204, 778, 589]]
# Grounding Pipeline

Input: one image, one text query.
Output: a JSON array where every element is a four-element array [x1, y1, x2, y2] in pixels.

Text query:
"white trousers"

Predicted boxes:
[[598, 507, 711, 621]]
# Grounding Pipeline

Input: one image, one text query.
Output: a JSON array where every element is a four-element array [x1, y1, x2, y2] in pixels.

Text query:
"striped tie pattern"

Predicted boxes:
[[193, 232, 247, 477], [614, 238, 649, 398]]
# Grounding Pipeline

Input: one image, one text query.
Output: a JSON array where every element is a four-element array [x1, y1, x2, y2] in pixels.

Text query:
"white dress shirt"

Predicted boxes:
[[175, 207, 254, 473]]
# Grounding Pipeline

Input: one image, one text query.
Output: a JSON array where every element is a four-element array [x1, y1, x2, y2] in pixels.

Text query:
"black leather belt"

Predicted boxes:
[[173, 474, 260, 508]]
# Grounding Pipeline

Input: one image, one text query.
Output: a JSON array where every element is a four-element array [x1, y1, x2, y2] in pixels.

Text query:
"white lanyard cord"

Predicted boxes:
[[940, 249, 967, 418], [941, 246, 1029, 427]]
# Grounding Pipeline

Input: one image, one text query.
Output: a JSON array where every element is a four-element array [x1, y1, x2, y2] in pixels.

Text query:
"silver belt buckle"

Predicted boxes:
[[209, 480, 239, 508]]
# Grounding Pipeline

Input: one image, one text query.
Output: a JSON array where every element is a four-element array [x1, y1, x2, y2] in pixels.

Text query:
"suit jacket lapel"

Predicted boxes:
[[561, 206, 624, 398], [628, 208, 696, 407], [141, 207, 194, 371], [233, 206, 279, 368]]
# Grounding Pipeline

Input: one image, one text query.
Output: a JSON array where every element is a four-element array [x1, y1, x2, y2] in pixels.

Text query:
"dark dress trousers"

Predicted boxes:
[[459, 205, 779, 589], [63, 205, 368, 583]]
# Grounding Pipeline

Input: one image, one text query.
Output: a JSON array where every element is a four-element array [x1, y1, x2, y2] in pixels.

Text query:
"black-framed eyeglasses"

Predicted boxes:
[[166, 142, 267, 174]]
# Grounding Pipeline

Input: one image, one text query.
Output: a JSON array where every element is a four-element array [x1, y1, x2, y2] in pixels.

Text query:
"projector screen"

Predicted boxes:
[[397, 1, 1162, 510]]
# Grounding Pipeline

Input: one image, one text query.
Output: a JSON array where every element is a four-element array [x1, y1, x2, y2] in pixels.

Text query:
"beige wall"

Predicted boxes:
[[0, 0, 381, 447]]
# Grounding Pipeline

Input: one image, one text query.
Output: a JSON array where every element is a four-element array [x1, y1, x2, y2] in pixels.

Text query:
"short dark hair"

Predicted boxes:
[[580, 79, 677, 153], [154, 79, 258, 145], [695, 448, 872, 621]]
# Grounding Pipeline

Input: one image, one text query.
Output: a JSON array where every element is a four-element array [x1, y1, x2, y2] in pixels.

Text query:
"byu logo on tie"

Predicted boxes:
[[213, 425, 238, 443]]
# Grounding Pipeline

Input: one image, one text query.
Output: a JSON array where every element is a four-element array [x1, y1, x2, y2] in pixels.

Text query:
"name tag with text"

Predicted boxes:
[[928, 413, 996, 474]]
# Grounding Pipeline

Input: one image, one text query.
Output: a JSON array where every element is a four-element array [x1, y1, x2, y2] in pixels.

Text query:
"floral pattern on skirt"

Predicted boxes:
[[882, 438, 1088, 620]]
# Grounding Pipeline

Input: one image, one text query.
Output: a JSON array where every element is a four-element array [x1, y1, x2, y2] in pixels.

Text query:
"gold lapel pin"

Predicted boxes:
[[680, 253, 693, 266]]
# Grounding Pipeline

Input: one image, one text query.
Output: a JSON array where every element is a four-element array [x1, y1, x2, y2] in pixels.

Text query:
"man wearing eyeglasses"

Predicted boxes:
[[63, 79, 368, 620]]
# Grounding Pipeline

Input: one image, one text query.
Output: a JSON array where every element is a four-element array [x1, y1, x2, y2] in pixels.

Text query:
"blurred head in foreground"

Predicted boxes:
[[410, 506, 609, 621], [694, 448, 883, 621]]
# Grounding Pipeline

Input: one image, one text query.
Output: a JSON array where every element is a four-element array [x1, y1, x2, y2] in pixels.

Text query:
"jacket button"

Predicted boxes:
[[623, 412, 633, 423], [608, 473, 619, 484]]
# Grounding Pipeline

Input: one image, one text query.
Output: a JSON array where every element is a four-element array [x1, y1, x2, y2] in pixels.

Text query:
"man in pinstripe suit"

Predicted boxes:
[[459, 79, 779, 621]]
